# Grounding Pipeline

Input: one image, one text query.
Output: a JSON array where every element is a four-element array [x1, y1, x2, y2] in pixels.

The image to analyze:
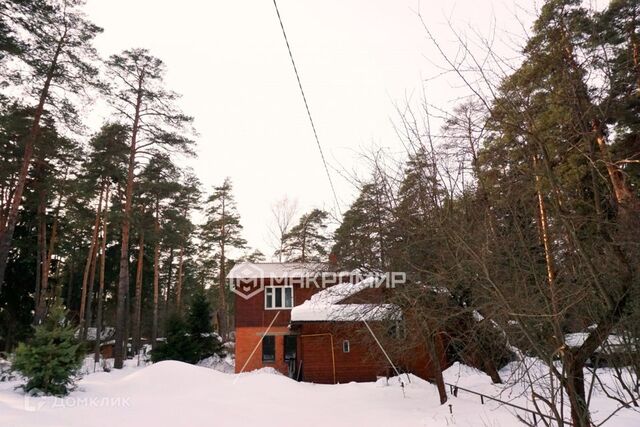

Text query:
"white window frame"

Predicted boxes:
[[264, 286, 294, 310], [343, 340, 350, 353]]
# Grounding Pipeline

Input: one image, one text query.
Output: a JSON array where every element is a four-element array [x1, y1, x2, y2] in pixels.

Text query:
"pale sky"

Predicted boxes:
[[83, 0, 537, 257]]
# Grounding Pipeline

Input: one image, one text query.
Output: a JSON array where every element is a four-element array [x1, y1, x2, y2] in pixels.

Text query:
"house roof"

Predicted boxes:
[[226, 262, 330, 279], [290, 277, 399, 322]]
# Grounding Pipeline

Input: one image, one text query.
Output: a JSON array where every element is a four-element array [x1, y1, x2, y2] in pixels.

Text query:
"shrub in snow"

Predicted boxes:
[[12, 300, 83, 396], [152, 292, 225, 364], [151, 314, 200, 364], [187, 291, 224, 361]]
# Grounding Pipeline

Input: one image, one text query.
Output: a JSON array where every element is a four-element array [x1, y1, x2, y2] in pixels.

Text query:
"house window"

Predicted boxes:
[[342, 340, 350, 353], [262, 335, 275, 362], [265, 286, 293, 309]]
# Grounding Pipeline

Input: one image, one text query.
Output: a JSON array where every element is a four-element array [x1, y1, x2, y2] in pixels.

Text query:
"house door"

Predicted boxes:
[[299, 334, 335, 384], [284, 335, 297, 378]]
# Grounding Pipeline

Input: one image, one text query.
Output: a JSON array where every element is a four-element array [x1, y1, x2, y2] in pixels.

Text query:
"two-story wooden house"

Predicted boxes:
[[228, 262, 446, 384]]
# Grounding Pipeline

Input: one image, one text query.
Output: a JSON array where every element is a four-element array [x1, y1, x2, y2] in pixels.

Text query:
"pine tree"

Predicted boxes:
[[475, 2, 640, 424], [187, 291, 224, 361], [12, 299, 83, 395], [0, 104, 80, 346], [389, 146, 444, 276], [169, 172, 201, 313], [105, 48, 194, 368], [596, 0, 640, 196], [332, 180, 389, 271], [0, 0, 27, 61], [138, 153, 181, 347], [279, 208, 330, 262], [77, 123, 128, 353], [201, 178, 246, 339], [77, 123, 128, 339], [29, 115, 78, 324], [239, 249, 266, 263], [150, 313, 198, 364], [0, 0, 101, 290]]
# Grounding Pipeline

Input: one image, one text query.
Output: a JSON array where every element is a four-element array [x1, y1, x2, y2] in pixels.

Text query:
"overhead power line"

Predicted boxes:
[[271, 0, 341, 214]]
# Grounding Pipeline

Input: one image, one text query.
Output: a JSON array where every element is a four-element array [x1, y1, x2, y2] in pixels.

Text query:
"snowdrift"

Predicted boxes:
[[0, 359, 638, 427]]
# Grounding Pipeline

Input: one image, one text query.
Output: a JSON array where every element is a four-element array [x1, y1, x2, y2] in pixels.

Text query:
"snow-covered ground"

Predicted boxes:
[[0, 357, 638, 427]]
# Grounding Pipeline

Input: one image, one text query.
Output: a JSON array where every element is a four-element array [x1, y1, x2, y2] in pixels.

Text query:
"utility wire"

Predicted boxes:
[[272, 0, 341, 214]]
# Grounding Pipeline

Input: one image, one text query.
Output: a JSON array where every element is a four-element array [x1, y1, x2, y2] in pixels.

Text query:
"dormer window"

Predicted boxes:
[[265, 286, 293, 309]]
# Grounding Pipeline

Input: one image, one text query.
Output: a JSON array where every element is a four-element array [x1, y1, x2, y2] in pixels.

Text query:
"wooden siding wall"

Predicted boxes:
[[298, 323, 389, 384], [297, 322, 449, 384]]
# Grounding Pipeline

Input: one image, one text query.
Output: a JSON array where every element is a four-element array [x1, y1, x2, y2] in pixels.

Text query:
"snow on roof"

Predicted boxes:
[[290, 278, 399, 322], [291, 303, 398, 322], [227, 262, 330, 279]]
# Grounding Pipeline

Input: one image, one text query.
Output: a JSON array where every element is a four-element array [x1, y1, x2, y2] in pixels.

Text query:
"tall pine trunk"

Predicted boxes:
[[34, 187, 47, 323], [114, 72, 144, 369], [532, 155, 563, 345], [36, 177, 65, 322], [79, 185, 104, 335], [65, 260, 74, 309], [38, 212, 60, 320], [592, 119, 638, 213], [0, 30, 67, 292], [83, 214, 102, 340], [132, 230, 144, 354], [151, 198, 160, 347], [94, 186, 109, 364], [163, 247, 174, 318], [176, 245, 185, 313], [218, 195, 228, 338], [218, 247, 227, 339]]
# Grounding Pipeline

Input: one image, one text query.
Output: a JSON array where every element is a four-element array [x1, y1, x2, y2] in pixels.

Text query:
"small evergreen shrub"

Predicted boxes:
[[12, 300, 83, 395], [188, 291, 224, 361], [151, 291, 224, 364], [151, 314, 200, 363]]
